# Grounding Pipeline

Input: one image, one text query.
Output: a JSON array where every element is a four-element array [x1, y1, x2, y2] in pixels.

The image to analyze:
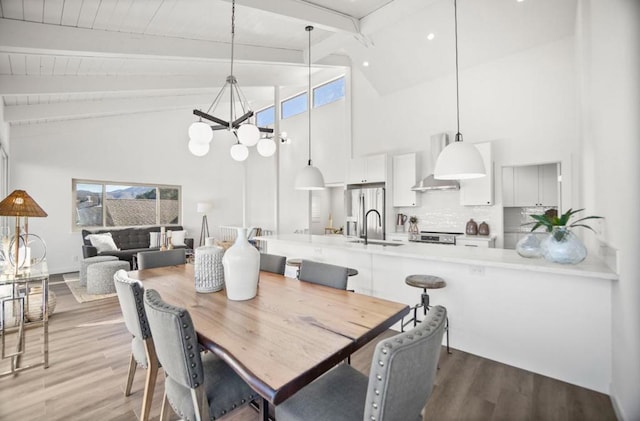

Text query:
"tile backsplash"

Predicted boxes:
[[396, 190, 501, 234]]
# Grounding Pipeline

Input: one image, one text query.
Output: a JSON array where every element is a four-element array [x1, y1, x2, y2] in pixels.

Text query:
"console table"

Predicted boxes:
[[0, 262, 49, 377]]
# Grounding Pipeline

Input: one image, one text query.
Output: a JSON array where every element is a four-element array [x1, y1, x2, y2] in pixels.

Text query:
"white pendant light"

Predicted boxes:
[[230, 143, 249, 161], [294, 26, 325, 191], [237, 123, 260, 146], [295, 165, 325, 190], [256, 137, 276, 157], [188, 139, 210, 157], [188, 121, 213, 144], [434, 0, 485, 180], [434, 134, 485, 179]]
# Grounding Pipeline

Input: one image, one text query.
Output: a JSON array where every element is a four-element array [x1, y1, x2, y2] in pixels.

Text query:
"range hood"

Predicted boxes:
[[411, 133, 460, 191]]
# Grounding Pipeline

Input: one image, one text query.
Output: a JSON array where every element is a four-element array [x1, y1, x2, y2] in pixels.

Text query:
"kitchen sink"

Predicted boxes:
[[348, 239, 404, 247]]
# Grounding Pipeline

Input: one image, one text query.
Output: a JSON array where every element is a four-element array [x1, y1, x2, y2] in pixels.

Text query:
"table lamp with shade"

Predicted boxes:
[[197, 202, 213, 247], [0, 190, 48, 275]]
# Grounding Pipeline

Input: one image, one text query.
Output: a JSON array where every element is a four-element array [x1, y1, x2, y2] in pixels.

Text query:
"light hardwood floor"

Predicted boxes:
[[0, 274, 616, 421]]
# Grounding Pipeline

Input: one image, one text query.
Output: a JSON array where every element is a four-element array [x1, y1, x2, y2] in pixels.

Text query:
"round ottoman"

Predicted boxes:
[[80, 256, 118, 286], [87, 260, 129, 295]]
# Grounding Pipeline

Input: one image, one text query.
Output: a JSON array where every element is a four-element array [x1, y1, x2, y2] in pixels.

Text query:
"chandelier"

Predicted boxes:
[[187, 0, 275, 161]]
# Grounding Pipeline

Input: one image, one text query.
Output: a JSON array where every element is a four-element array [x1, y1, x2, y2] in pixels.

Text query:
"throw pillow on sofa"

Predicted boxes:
[[85, 232, 119, 253], [149, 232, 161, 248], [171, 230, 187, 247]]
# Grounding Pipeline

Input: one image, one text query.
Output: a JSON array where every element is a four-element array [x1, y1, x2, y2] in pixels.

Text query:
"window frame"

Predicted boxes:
[[72, 178, 182, 232], [312, 76, 346, 108], [256, 105, 275, 127], [281, 91, 308, 119]]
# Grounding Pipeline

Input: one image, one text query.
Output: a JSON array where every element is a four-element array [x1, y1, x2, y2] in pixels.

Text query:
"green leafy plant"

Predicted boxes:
[[529, 208, 602, 241], [409, 216, 418, 224]]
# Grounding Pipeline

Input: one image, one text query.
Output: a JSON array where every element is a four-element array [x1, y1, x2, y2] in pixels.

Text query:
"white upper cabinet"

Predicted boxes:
[[392, 153, 418, 207], [460, 142, 494, 206], [347, 154, 386, 184], [513, 165, 540, 206], [538, 164, 559, 207], [503, 163, 559, 207]]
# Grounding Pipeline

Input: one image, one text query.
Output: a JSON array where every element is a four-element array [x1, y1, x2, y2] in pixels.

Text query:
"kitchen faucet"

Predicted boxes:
[[364, 209, 382, 245]]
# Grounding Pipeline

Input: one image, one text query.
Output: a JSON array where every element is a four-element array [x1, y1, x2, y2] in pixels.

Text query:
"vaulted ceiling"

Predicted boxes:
[[0, 0, 577, 126]]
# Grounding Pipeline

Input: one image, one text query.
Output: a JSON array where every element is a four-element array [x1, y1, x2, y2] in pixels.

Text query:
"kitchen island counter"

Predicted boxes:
[[258, 233, 616, 395], [257, 234, 616, 280]]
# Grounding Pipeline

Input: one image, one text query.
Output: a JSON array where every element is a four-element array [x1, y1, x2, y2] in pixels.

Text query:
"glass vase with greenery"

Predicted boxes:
[[528, 208, 602, 264], [529, 208, 602, 241]]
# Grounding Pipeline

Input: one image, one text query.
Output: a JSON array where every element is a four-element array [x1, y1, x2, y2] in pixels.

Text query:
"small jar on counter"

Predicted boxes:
[[465, 219, 478, 235]]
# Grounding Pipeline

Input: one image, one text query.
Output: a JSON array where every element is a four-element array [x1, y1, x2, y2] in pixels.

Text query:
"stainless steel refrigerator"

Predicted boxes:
[[345, 183, 386, 240]]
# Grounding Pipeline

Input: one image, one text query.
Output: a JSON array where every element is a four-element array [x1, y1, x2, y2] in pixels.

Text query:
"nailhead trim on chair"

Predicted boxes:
[[367, 306, 446, 421], [145, 289, 259, 421]]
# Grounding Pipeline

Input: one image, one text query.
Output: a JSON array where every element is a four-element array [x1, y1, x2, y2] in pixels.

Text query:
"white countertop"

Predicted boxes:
[[257, 234, 617, 280]]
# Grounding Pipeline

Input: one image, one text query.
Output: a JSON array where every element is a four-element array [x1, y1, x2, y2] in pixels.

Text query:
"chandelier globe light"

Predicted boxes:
[[256, 137, 277, 157], [188, 140, 210, 157], [294, 26, 325, 191], [433, 0, 485, 180], [187, 0, 273, 158], [230, 143, 249, 162], [188, 121, 213, 145]]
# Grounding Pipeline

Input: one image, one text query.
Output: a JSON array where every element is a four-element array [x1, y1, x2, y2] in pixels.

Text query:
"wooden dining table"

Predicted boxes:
[[129, 264, 409, 419]]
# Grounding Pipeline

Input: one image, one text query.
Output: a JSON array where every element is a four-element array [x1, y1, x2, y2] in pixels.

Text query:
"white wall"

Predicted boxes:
[[9, 109, 245, 273], [277, 91, 348, 234], [353, 37, 579, 239], [580, 0, 640, 419]]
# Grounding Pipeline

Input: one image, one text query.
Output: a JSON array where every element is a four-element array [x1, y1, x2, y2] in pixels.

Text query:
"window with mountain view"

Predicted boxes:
[[73, 179, 181, 230]]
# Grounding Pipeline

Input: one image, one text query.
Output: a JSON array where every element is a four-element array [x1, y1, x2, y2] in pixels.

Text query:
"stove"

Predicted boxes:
[[409, 231, 464, 245]]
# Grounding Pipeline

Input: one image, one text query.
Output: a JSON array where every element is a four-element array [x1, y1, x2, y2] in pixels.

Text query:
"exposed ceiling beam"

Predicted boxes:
[[308, 0, 441, 62], [222, 0, 360, 34], [360, 0, 441, 35], [0, 18, 348, 67], [0, 74, 303, 96], [4, 92, 276, 123]]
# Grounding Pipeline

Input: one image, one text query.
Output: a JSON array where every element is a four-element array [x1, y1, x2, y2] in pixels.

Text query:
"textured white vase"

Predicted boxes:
[[222, 228, 260, 301]]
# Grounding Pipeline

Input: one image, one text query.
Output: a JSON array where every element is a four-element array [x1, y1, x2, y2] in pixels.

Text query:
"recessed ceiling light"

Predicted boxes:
[[517, 0, 525, 2], [362, 61, 369, 67], [427, 33, 435, 41]]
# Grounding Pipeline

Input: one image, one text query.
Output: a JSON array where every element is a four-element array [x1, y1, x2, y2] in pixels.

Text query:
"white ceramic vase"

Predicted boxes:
[[222, 228, 260, 301]]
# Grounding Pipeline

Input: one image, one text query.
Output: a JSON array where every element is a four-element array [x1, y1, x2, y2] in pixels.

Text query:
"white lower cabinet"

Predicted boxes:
[[456, 235, 496, 248]]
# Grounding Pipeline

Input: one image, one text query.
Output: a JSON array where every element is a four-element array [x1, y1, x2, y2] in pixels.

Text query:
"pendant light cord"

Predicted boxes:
[[306, 25, 313, 165], [454, 0, 462, 141], [229, 0, 236, 134]]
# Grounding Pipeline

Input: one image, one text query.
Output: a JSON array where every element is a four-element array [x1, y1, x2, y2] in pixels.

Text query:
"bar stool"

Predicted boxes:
[[286, 258, 302, 278], [402, 274, 451, 354]]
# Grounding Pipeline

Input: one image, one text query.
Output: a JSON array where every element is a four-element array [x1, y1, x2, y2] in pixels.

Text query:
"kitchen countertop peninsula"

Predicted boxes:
[[258, 233, 617, 395], [257, 234, 616, 280]]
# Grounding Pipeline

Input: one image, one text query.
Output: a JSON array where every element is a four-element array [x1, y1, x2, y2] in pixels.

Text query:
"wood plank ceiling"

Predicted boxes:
[[0, 0, 577, 125]]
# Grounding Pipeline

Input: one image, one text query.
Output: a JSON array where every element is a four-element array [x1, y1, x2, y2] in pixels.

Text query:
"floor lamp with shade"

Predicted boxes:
[[0, 190, 48, 275], [197, 202, 213, 247]]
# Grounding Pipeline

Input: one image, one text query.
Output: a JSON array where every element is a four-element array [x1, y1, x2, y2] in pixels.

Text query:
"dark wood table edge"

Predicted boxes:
[[133, 266, 410, 408], [202, 304, 410, 406]]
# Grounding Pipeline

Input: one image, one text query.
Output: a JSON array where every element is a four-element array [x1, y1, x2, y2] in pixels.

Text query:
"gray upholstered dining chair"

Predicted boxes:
[[275, 305, 447, 421], [113, 269, 158, 421], [298, 259, 349, 290], [136, 248, 186, 270], [143, 288, 258, 421], [259, 252, 287, 275]]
